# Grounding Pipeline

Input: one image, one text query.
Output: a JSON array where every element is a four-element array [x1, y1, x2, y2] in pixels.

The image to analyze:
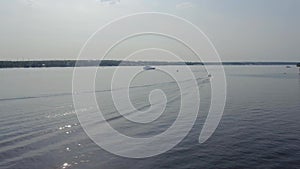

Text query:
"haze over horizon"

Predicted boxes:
[[0, 0, 299, 62]]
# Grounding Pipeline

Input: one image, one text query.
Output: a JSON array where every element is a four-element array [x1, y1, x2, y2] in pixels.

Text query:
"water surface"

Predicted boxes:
[[0, 66, 300, 169]]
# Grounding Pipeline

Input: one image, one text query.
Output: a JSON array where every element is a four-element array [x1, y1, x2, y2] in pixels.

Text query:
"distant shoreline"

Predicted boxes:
[[0, 60, 299, 68]]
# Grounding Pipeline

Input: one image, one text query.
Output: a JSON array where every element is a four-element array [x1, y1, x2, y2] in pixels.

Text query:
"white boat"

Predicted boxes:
[[143, 65, 156, 70]]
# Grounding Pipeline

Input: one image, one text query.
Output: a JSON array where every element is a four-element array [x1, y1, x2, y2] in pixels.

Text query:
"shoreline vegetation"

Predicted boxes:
[[0, 60, 299, 69]]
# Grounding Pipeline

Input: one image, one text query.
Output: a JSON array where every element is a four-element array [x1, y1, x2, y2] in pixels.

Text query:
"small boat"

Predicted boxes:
[[143, 65, 156, 70], [286, 66, 291, 68]]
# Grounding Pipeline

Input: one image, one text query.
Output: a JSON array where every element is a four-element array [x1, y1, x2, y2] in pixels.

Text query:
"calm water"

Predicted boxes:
[[0, 66, 300, 169]]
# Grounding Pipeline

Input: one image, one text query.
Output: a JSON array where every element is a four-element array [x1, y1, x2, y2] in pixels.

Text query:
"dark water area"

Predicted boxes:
[[0, 66, 300, 169]]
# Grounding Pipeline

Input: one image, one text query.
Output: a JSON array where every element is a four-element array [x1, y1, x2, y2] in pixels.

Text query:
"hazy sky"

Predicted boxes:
[[0, 0, 299, 61]]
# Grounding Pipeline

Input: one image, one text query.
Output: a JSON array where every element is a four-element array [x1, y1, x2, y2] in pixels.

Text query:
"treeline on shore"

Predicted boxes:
[[0, 60, 299, 68]]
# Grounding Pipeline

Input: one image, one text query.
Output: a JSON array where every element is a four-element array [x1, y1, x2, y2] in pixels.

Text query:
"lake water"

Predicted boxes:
[[0, 66, 300, 169]]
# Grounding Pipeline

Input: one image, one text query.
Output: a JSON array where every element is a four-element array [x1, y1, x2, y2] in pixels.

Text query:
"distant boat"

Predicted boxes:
[[286, 66, 291, 68], [143, 65, 155, 70]]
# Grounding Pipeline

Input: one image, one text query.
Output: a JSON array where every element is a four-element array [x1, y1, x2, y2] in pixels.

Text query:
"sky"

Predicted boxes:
[[0, 0, 299, 61]]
